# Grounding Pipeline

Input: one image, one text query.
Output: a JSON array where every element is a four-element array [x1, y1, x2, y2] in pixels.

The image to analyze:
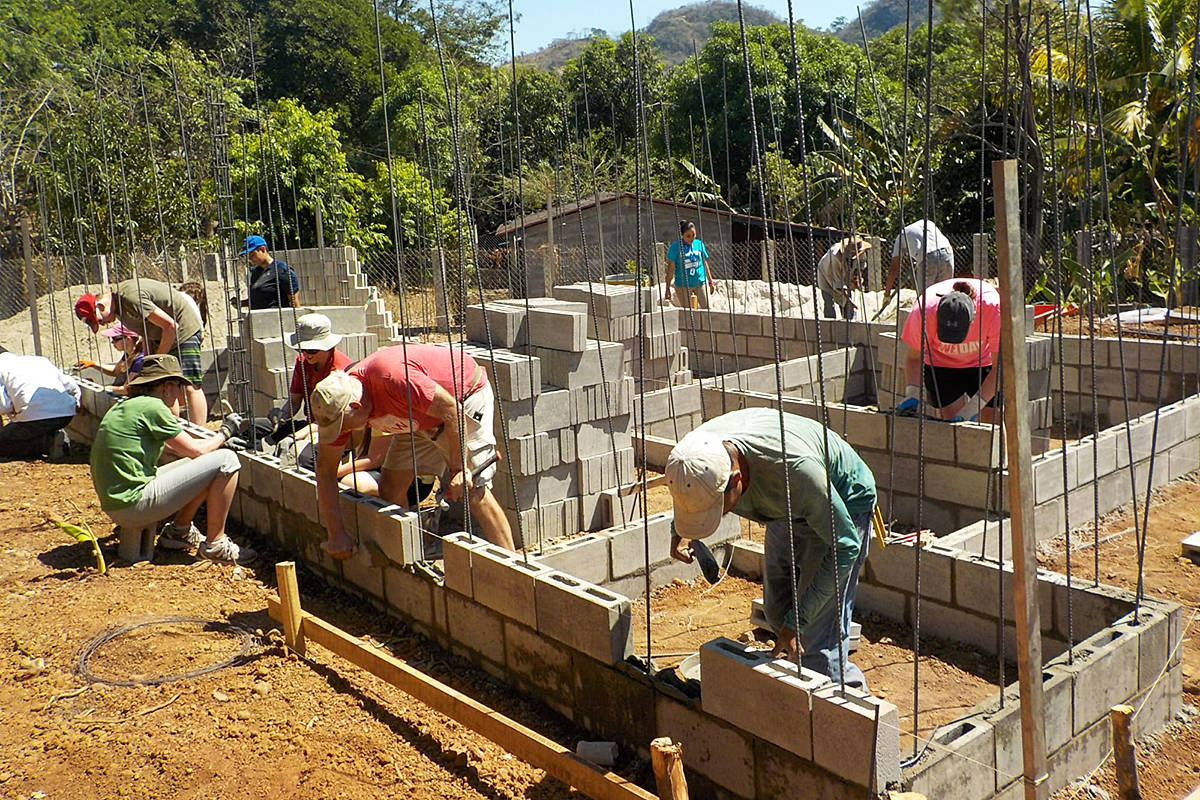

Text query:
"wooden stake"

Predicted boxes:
[[275, 561, 305, 656], [266, 595, 656, 800], [1110, 704, 1140, 800], [993, 158, 1049, 800], [650, 737, 688, 800]]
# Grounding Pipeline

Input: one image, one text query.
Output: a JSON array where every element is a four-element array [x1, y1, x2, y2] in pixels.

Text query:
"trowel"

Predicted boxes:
[[689, 539, 721, 584]]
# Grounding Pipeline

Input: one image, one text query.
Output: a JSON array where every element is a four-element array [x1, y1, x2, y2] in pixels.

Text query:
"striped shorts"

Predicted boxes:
[[178, 332, 203, 386]]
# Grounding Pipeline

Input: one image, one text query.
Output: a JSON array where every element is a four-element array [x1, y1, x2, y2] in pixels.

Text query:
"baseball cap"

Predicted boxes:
[[74, 293, 100, 333], [100, 322, 140, 340], [936, 291, 975, 344], [665, 431, 733, 540], [239, 234, 268, 256], [310, 370, 363, 442]]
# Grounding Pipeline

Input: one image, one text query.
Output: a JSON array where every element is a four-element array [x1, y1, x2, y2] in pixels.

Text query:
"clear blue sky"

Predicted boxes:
[[505, 0, 860, 57]]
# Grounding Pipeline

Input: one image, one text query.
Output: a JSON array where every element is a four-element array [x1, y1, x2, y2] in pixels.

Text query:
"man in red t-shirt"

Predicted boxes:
[[310, 343, 514, 558]]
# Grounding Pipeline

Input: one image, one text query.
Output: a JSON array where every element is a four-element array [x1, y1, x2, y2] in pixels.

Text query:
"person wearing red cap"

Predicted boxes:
[[898, 277, 1001, 423], [75, 279, 207, 424]]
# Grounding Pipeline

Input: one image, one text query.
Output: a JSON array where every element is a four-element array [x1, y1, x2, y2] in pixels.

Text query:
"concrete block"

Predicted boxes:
[[655, 695, 756, 800], [503, 619, 574, 707], [1131, 662, 1183, 739], [754, 737, 853, 800], [699, 638, 826, 759], [527, 307, 587, 351], [811, 683, 901, 788], [469, 545, 549, 628], [552, 282, 646, 318], [730, 540, 765, 579], [506, 431, 560, 476], [248, 453, 284, 504], [383, 564, 434, 626], [1063, 624, 1140, 735], [462, 344, 541, 401], [534, 571, 632, 664], [578, 447, 635, 494], [535, 340, 624, 389], [533, 533, 610, 585], [866, 541, 952, 603], [905, 717, 996, 800], [280, 468, 320, 523], [465, 303, 526, 348], [339, 547, 385, 600], [501, 388, 572, 437], [598, 488, 641, 530], [445, 589, 506, 667], [572, 416, 633, 458], [854, 582, 911, 624], [367, 506, 422, 566], [573, 657, 657, 748], [607, 513, 673, 579], [1045, 713, 1112, 796], [491, 462, 577, 507], [441, 530, 488, 598]]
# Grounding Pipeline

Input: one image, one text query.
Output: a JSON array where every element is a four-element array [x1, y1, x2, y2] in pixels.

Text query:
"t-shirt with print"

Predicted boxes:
[[289, 349, 353, 419], [112, 279, 203, 352], [900, 278, 1002, 369], [891, 219, 952, 262], [248, 259, 299, 309], [331, 344, 484, 447], [90, 395, 183, 510], [667, 238, 710, 287]]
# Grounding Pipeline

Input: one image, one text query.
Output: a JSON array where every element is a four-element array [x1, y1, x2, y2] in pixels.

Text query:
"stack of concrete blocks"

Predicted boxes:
[[460, 296, 638, 539], [552, 283, 692, 390], [274, 245, 404, 344], [850, 536, 1182, 799], [874, 330, 1054, 432], [669, 308, 866, 374], [232, 306, 379, 417]]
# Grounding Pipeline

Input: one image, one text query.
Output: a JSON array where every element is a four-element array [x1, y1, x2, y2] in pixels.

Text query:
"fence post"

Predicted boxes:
[[654, 242, 668, 285], [1175, 226, 1199, 306], [760, 240, 774, 282], [867, 236, 883, 292], [21, 216, 43, 357], [973, 233, 989, 279], [430, 247, 450, 333]]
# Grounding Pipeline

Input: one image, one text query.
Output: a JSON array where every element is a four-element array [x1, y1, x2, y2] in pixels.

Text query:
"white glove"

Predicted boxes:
[[955, 394, 986, 422]]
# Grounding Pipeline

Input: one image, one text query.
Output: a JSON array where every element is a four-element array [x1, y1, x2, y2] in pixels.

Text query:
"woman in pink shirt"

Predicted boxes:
[[898, 278, 1002, 422]]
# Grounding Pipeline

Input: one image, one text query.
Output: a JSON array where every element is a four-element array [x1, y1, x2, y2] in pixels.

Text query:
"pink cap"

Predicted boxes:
[[100, 322, 140, 340]]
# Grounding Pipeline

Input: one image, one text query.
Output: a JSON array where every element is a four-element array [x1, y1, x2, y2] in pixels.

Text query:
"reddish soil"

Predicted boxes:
[[0, 457, 638, 800], [1040, 475, 1200, 800]]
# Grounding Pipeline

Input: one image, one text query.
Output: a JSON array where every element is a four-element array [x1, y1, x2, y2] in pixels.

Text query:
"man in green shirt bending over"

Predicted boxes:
[[665, 407, 876, 688]]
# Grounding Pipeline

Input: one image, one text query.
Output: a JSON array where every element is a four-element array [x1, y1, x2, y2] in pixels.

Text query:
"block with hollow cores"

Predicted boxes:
[[1131, 662, 1183, 740], [1061, 623, 1140, 736], [444, 589, 506, 667], [469, 545, 550, 628], [534, 340, 624, 389], [339, 547, 385, 600], [365, 504, 421, 566], [527, 307, 587, 352], [552, 282, 649, 319], [491, 462, 577, 508], [463, 346, 541, 401], [533, 571, 632, 664], [571, 378, 634, 424], [503, 502, 567, 548], [505, 431, 560, 476], [589, 314, 636, 341], [577, 447, 635, 495], [384, 564, 435, 626], [864, 540, 951, 603], [904, 716, 996, 800], [810, 683, 900, 788], [465, 303, 526, 348], [607, 512, 674, 579], [700, 638, 827, 760], [578, 491, 608, 532], [441, 530, 488, 598], [503, 619, 575, 706], [599, 489, 641, 531], [248, 453, 284, 504], [655, 695, 756, 799], [533, 534, 610, 585], [280, 468, 320, 523], [572, 416, 633, 459]]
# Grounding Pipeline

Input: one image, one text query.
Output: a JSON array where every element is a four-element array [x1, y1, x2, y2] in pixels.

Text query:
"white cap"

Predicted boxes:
[[287, 313, 343, 351], [665, 431, 732, 539], [310, 370, 362, 442]]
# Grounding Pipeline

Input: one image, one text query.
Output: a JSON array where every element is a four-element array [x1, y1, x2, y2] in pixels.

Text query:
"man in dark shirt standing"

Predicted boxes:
[[237, 235, 299, 309]]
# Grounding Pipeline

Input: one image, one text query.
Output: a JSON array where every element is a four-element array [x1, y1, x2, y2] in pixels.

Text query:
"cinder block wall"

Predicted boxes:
[[855, 537, 1182, 799]]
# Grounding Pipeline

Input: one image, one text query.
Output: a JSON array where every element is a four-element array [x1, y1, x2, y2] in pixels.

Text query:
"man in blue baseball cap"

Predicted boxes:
[[233, 234, 299, 310]]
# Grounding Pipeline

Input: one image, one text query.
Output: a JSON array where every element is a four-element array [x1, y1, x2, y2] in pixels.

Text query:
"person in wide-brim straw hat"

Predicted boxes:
[[816, 235, 873, 320], [244, 313, 353, 469], [88, 354, 259, 565]]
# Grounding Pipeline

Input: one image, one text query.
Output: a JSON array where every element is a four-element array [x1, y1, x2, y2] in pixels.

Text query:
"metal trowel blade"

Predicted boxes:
[[690, 539, 720, 583]]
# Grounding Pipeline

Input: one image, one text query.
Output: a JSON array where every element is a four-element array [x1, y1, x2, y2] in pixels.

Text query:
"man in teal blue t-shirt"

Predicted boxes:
[[665, 408, 877, 688], [663, 220, 717, 309]]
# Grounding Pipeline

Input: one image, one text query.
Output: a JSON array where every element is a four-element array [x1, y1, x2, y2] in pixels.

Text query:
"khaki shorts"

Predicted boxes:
[[673, 284, 710, 309], [380, 382, 498, 489]]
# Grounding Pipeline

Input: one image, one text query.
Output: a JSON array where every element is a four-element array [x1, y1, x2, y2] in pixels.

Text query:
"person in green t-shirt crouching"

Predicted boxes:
[[89, 355, 256, 565]]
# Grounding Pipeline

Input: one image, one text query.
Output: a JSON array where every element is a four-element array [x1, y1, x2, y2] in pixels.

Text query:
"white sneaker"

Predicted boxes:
[[158, 522, 203, 550], [47, 430, 70, 461], [198, 535, 257, 565]]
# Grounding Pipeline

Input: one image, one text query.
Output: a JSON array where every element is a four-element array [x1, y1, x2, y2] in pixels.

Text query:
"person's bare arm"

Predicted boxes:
[[146, 307, 177, 354], [317, 443, 346, 537], [164, 429, 226, 458], [427, 385, 468, 499]]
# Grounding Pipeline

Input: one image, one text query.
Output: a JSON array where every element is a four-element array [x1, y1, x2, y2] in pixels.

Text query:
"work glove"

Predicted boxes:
[[897, 384, 921, 414], [951, 394, 985, 423], [218, 412, 248, 440], [74, 359, 98, 370]]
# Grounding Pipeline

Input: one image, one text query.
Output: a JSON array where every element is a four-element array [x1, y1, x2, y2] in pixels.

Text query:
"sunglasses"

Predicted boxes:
[[300, 348, 323, 356]]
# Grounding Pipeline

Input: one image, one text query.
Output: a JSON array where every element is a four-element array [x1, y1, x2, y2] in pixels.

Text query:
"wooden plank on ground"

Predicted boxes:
[[266, 595, 657, 800]]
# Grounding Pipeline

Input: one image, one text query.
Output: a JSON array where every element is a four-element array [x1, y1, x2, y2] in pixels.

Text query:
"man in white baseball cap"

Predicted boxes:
[[309, 343, 513, 559], [665, 407, 877, 687]]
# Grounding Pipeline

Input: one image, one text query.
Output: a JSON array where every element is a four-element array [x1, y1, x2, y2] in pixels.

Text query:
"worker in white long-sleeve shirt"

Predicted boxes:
[[0, 350, 80, 460]]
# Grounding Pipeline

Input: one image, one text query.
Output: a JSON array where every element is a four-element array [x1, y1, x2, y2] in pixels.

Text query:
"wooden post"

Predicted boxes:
[[275, 561, 306, 656], [21, 216, 43, 357], [867, 236, 883, 292], [430, 247, 450, 333], [650, 737, 688, 800], [993, 159, 1049, 800], [973, 232, 990, 279], [1110, 704, 1140, 800]]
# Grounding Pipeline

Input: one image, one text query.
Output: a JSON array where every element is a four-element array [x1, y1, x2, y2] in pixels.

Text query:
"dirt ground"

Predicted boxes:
[[632, 575, 1007, 754], [0, 456, 643, 800], [1039, 475, 1200, 800]]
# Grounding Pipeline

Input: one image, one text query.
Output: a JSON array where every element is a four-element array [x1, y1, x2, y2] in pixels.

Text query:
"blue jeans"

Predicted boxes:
[[762, 511, 872, 689]]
